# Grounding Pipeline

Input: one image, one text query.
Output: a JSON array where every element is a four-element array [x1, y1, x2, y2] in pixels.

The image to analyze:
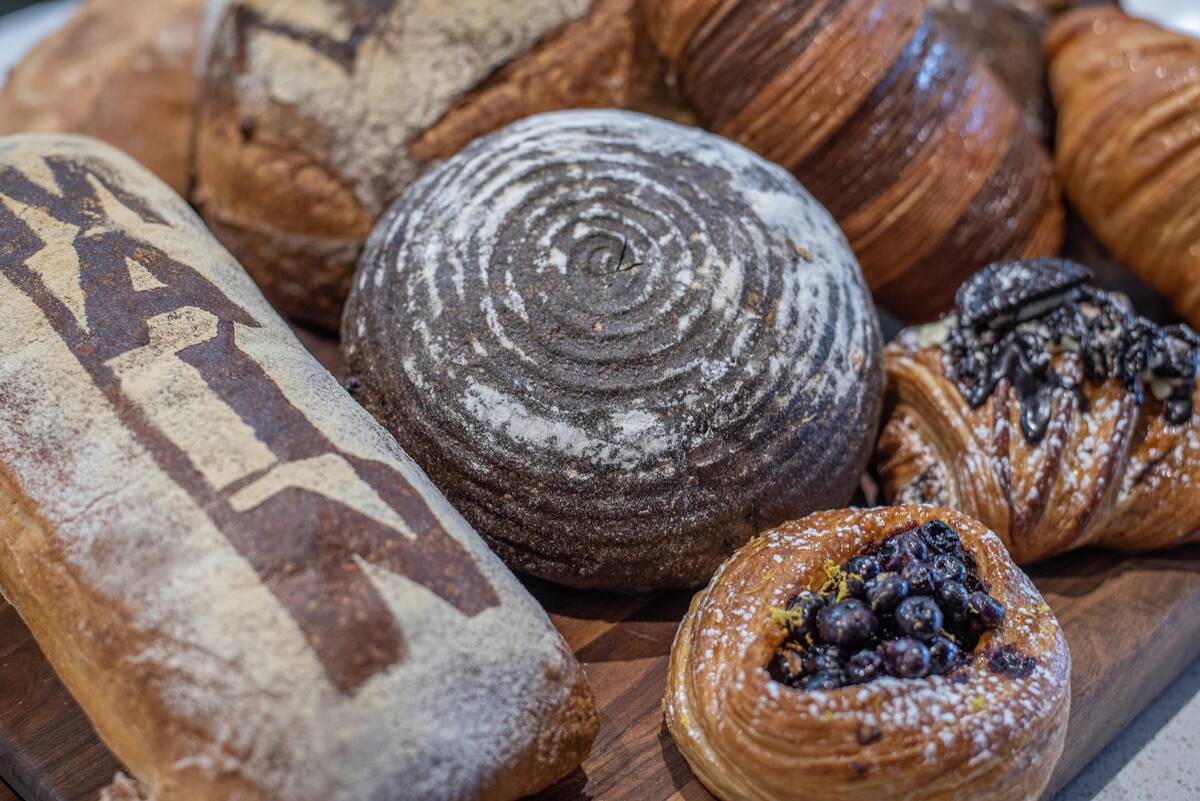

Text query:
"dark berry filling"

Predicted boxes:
[[768, 519, 1008, 690], [939, 259, 1200, 442], [987, 645, 1037, 679]]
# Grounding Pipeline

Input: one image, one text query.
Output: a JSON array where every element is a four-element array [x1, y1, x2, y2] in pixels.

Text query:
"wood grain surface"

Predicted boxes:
[[0, 332, 1197, 801]]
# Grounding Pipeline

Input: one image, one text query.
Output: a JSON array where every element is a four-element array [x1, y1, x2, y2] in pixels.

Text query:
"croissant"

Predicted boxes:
[[875, 259, 1200, 564], [645, 0, 1064, 321], [928, 0, 1057, 141], [1047, 8, 1200, 330], [665, 505, 1071, 801]]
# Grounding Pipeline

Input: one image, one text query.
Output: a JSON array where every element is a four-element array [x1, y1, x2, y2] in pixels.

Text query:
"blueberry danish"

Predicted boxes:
[[665, 506, 1070, 801], [875, 258, 1200, 564]]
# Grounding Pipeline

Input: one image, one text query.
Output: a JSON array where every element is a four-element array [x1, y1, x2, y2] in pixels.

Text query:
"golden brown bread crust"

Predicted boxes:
[[875, 342, 1200, 564], [646, 0, 1064, 322], [192, 0, 674, 331], [0, 133, 596, 801], [1047, 8, 1200, 330], [665, 506, 1071, 801], [0, 0, 203, 195]]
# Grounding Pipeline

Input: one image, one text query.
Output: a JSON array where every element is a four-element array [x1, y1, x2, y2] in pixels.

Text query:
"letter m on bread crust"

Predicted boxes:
[[0, 153, 499, 695]]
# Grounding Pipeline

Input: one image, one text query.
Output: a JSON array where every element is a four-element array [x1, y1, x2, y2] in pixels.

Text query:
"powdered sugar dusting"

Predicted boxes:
[[665, 507, 1070, 800]]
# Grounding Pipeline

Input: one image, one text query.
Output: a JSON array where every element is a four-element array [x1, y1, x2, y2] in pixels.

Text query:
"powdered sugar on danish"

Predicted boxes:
[[664, 506, 1071, 801]]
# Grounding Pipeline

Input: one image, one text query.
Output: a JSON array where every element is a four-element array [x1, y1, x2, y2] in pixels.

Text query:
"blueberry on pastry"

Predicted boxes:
[[876, 259, 1200, 564], [665, 506, 1070, 801]]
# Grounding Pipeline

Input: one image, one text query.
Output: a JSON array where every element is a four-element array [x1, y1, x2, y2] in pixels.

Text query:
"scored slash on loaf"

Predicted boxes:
[[193, 0, 678, 331]]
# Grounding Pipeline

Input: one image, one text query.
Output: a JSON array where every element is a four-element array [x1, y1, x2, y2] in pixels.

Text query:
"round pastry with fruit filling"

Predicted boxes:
[[665, 506, 1070, 801], [876, 258, 1200, 564]]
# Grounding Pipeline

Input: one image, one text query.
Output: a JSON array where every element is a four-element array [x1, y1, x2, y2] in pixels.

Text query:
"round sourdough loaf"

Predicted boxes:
[[193, 0, 683, 330], [342, 110, 884, 592]]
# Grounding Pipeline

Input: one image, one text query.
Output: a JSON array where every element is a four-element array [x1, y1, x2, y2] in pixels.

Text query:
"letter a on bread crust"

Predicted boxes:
[[0, 134, 596, 801]]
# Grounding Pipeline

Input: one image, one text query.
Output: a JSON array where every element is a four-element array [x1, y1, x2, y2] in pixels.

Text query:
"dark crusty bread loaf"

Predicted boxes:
[[193, 0, 682, 331], [0, 133, 596, 801], [342, 110, 884, 592], [0, 0, 204, 195]]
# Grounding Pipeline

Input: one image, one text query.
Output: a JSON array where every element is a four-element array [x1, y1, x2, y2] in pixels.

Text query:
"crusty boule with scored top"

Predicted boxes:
[[342, 109, 884, 592]]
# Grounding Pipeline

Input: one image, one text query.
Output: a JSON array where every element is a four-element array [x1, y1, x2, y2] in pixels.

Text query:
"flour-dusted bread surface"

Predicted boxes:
[[0, 134, 596, 801], [0, 0, 204, 195], [192, 0, 673, 330], [342, 110, 884, 592]]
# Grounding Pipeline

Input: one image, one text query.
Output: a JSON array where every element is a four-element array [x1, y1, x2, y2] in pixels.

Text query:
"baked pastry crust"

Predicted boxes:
[[876, 288, 1200, 564], [665, 506, 1071, 801], [1047, 7, 1200, 330], [645, 0, 1063, 321]]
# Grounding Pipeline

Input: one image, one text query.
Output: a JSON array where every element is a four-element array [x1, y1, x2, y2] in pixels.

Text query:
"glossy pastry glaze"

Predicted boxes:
[[665, 506, 1070, 801], [645, 0, 1063, 321], [876, 260, 1200, 563], [1047, 7, 1200, 330]]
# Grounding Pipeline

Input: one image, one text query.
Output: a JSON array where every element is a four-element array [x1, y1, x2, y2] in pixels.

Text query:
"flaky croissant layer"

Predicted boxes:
[[665, 506, 1070, 801], [877, 343, 1200, 564], [646, 0, 1063, 321], [1048, 8, 1200, 329]]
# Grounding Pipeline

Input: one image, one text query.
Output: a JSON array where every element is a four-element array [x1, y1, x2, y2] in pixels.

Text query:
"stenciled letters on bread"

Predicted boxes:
[[0, 135, 596, 801]]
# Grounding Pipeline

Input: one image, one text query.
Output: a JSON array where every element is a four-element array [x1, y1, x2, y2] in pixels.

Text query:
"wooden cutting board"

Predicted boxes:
[[1, 331, 1198, 801], [1, 548, 1199, 801]]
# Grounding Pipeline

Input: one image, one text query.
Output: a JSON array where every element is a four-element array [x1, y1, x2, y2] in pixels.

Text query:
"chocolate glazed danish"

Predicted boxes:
[[343, 110, 883, 592], [645, 0, 1064, 321]]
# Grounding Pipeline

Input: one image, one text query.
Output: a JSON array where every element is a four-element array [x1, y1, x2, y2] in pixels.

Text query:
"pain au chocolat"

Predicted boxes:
[[644, 0, 1064, 322], [193, 0, 680, 330], [876, 259, 1200, 564], [666, 505, 1070, 801], [0, 134, 596, 801], [342, 110, 883, 593]]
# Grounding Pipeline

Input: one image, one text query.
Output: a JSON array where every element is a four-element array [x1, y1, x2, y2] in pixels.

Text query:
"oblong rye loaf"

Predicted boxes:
[[0, 134, 596, 801]]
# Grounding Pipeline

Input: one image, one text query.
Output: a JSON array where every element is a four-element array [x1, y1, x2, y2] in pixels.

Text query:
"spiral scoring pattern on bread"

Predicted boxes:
[[1048, 8, 1200, 329], [343, 110, 882, 591], [645, 0, 1064, 322], [666, 506, 1070, 801]]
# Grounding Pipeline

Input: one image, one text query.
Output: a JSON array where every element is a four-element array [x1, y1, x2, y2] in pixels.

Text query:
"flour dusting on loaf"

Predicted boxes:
[[193, 0, 669, 329], [343, 110, 883, 592], [0, 134, 595, 801]]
